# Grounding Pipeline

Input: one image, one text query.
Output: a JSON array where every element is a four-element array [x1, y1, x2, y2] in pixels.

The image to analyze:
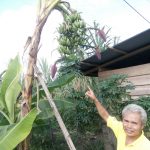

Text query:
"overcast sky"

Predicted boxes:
[[0, 0, 150, 71]]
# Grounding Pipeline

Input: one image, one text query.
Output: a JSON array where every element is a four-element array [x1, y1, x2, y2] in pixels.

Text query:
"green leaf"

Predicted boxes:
[[0, 110, 11, 124], [36, 100, 54, 120], [48, 73, 75, 91], [36, 99, 73, 120], [0, 124, 15, 141], [1, 55, 21, 97], [5, 73, 21, 122], [55, 99, 74, 110], [1, 55, 21, 111], [0, 108, 38, 150], [32, 73, 75, 100], [0, 92, 4, 110]]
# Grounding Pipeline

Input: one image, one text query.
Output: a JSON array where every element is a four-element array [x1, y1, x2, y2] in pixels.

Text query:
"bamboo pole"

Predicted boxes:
[[33, 65, 76, 150]]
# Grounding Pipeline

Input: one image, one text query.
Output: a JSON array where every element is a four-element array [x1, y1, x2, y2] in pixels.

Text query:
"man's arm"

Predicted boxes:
[[85, 87, 109, 122]]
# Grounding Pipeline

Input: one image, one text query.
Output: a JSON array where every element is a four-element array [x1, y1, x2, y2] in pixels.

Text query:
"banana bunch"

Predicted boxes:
[[58, 12, 86, 57]]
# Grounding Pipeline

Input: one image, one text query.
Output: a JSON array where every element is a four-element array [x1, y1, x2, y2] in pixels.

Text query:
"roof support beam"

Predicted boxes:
[[83, 44, 150, 76]]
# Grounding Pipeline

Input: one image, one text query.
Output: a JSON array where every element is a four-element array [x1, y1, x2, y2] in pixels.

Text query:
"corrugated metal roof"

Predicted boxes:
[[79, 29, 150, 76]]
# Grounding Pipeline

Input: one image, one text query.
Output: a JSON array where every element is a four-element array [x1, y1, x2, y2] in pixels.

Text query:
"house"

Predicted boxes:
[[79, 29, 150, 99]]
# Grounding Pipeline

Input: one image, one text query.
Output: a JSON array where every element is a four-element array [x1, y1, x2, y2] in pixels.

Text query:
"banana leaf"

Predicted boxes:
[[5, 72, 21, 122], [0, 55, 21, 119], [0, 108, 38, 150], [0, 124, 15, 141], [32, 73, 75, 101], [35, 99, 73, 120]]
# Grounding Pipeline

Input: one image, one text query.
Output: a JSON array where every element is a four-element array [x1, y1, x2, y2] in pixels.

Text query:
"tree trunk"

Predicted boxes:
[[21, 1, 60, 150], [102, 122, 116, 150]]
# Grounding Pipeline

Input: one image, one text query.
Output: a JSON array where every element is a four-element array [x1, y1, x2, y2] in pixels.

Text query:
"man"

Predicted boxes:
[[85, 87, 150, 150]]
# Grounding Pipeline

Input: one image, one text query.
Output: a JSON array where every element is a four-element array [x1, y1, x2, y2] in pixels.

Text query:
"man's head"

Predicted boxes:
[[122, 104, 147, 125], [122, 104, 147, 138]]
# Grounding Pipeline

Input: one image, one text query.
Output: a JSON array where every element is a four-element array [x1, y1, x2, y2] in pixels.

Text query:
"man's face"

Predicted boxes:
[[122, 112, 144, 138]]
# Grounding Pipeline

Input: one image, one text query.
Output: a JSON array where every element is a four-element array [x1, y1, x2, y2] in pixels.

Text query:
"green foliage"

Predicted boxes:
[[35, 100, 54, 120], [30, 118, 69, 150], [32, 72, 75, 103], [53, 76, 101, 134], [0, 56, 38, 149], [38, 58, 52, 84], [71, 132, 104, 150], [61, 89, 99, 133], [29, 69, 76, 149], [0, 55, 22, 123], [97, 74, 134, 117], [0, 108, 38, 150], [48, 72, 75, 90]]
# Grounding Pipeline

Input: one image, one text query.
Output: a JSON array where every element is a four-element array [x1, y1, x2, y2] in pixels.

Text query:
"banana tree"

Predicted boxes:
[[22, 0, 60, 117], [0, 56, 38, 150], [21, 0, 79, 149]]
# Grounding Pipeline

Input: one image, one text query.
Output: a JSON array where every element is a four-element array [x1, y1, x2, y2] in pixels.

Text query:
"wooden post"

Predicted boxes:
[[33, 65, 76, 150]]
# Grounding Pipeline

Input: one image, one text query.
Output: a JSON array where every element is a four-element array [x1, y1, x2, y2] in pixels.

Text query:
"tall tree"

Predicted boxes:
[[21, 1, 60, 149], [21, 0, 78, 149]]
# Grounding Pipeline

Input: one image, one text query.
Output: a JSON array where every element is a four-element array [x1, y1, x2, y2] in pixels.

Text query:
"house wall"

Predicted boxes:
[[98, 63, 150, 99]]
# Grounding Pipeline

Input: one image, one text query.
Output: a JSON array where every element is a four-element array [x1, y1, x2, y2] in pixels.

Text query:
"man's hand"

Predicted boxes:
[[85, 86, 97, 102], [85, 86, 109, 122]]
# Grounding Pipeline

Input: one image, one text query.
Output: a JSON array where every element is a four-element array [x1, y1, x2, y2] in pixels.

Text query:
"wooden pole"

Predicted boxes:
[[33, 65, 76, 150]]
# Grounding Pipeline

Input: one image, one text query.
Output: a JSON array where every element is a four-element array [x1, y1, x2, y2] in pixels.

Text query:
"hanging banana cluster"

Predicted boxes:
[[57, 11, 86, 60]]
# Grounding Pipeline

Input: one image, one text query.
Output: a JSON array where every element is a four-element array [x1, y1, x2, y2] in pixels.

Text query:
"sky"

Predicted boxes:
[[0, 0, 150, 71]]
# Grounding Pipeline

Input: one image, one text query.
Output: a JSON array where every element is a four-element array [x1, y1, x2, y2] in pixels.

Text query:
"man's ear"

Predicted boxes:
[[141, 124, 144, 130]]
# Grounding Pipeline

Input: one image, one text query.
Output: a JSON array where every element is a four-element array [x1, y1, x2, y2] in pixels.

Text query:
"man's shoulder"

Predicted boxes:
[[107, 116, 122, 126], [107, 116, 124, 133], [134, 135, 150, 150], [144, 136, 150, 144], [141, 135, 150, 148]]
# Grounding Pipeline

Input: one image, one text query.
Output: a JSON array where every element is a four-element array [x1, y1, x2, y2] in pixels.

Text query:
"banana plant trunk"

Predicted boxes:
[[21, 0, 60, 149]]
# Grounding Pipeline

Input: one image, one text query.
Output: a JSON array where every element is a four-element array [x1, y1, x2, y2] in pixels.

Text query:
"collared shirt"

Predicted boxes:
[[107, 116, 150, 150]]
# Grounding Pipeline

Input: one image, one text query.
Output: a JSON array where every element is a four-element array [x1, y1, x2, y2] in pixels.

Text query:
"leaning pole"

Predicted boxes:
[[34, 65, 76, 150]]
